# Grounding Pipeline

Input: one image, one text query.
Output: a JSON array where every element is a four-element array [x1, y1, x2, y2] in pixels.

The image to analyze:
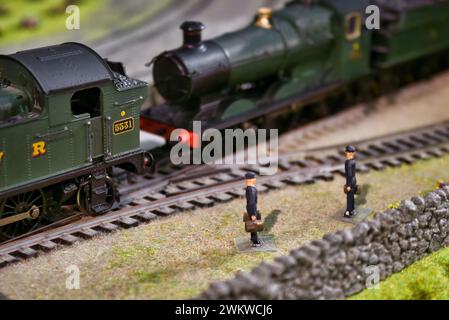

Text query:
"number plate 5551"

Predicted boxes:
[[113, 117, 134, 135]]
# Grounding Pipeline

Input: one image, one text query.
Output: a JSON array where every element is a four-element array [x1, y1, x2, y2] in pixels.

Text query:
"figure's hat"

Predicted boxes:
[[345, 145, 356, 153], [245, 172, 256, 179]]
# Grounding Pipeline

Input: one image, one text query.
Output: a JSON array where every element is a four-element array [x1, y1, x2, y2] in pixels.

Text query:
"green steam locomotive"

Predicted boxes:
[[1, 0, 449, 240], [141, 0, 449, 138], [0, 43, 151, 239]]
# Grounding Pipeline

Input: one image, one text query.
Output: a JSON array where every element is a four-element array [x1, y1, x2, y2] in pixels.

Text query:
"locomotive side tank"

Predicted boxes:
[[0, 43, 150, 239]]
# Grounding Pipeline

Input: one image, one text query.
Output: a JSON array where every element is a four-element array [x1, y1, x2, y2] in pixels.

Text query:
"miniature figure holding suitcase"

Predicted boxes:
[[244, 172, 264, 246]]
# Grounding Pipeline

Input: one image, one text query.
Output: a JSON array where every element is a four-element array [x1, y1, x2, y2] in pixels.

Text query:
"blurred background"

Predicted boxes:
[[0, 0, 289, 82]]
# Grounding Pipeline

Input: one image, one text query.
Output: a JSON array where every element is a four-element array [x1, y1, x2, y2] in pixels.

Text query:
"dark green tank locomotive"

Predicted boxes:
[[142, 0, 449, 137], [0, 42, 150, 240]]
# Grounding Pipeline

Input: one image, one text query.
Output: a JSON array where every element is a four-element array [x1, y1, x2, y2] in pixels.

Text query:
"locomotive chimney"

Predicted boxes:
[[180, 21, 205, 48]]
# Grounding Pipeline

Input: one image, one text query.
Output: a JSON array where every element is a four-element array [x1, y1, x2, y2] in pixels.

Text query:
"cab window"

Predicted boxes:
[[71, 87, 101, 118], [345, 12, 362, 41], [0, 84, 36, 126]]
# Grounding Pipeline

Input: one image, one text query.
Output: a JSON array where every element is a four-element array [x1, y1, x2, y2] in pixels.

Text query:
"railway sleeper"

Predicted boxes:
[[54, 234, 80, 246], [381, 141, 406, 152], [193, 177, 221, 186], [75, 228, 100, 239], [12, 247, 38, 259], [128, 199, 150, 206], [164, 186, 185, 196], [263, 180, 287, 189], [228, 169, 248, 178], [209, 193, 234, 203], [116, 217, 140, 229], [278, 160, 292, 171], [0, 254, 18, 266], [172, 202, 196, 211], [422, 132, 443, 143], [426, 148, 445, 157], [153, 206, 177, 216], [256, 185, 269, 193], [357, 164, 370, 173], [95, 222, 119, 233], [144, 193, 166, 201], [314, 172, 334, 181], [413, 151, 431, 160], [189, 197, 215, 207], [213, 173, 238, 182], [35, 240, 58, 252], [134, 212, 159, 222], [286, 175, 315, 185], [434, 129, 449, 139], [367, 161, 385, 170], [227, 188, 246, 197], [382, 158, 402, 167], [176, 181, 202, 190]]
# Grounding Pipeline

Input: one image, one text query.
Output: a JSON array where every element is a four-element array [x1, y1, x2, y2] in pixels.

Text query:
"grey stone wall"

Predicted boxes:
[[200, 188, 449, 299]]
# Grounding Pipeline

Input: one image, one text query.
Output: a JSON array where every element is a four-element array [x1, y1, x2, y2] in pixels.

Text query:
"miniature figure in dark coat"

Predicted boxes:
[[344, 145, 357, 217], [245, 172, 261, 246]]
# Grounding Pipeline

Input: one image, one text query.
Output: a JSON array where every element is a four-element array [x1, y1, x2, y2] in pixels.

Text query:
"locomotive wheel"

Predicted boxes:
[[0, 189, 46, 240], [76, 177, 116, 215]]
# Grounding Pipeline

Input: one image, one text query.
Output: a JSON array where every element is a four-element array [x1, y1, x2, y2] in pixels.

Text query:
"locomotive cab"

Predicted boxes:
[[0, 43, 150, 239]]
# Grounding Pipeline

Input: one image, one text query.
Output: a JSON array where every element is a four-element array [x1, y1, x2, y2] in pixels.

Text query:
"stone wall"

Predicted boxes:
[[200, 188, 449, 299]]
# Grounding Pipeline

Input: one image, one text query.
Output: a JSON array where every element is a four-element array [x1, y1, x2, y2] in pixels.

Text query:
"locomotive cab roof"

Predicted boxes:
[[0, 42, 115, 95]]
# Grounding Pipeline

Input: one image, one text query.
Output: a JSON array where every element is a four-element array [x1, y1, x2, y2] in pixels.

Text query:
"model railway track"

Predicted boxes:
[[6, 86, 420, 243], [0, 94, 433, 243], [277, 103, 376, 153], [278, 70, 449, 153], [1, 121, 449, 268], [115, 72, 422, 203]]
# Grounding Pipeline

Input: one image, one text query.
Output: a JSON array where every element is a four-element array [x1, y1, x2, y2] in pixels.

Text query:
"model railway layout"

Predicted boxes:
[[1, 120, 449, 268], [1, 0, 449, 242]]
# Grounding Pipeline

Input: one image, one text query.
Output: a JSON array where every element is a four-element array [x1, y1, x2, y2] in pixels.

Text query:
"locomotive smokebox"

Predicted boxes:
[[181, 21, 205, 48], [153, 21, 231, 104]]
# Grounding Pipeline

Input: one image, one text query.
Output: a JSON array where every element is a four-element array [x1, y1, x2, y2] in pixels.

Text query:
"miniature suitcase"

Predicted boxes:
[[243, 211, 263, 232], [245, 220, 264, 233]]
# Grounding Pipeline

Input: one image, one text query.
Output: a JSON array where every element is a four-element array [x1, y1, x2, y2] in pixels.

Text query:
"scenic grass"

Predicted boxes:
[[1, 154, 449, 299], [0, 0, 104, 46], [0, 0, 173, 47], [351, 246, 449, 300]]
